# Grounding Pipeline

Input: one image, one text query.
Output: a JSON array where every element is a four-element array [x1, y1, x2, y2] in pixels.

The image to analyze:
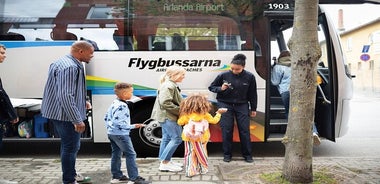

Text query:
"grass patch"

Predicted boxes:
[[260, 172, 290, 184], [260, 170, 337, 184]]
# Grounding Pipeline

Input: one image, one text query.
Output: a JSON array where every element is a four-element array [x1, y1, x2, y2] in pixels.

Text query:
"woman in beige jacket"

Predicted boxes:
[[151, 65, 186, 172]]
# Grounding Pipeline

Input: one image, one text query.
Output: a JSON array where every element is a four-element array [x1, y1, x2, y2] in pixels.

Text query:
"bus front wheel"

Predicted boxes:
[[139, 119, 162, 148]]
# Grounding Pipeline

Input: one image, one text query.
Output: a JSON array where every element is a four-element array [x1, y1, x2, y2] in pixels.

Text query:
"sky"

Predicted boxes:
[[322, 4, 380, 31]]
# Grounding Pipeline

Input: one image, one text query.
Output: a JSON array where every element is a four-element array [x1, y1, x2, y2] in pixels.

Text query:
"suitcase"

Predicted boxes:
[[33, 114, 49, 138]]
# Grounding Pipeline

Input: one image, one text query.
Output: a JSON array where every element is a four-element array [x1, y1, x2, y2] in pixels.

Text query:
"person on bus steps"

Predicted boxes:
[[151, 65, 186, 172], [0, 43, 19, 151], [41, 41, 94, 184], [104, 82, 151, 184], [208, 53, 257, 163], [271, 50, 321, 146]]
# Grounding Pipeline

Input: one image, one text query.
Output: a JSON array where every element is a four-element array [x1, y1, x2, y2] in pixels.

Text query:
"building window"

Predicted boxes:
[[369, 31, 380, 53], [347, 37, 352, 51]]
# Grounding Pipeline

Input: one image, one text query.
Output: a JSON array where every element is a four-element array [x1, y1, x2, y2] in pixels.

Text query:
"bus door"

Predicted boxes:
[[314, 12, 335, 141], [266, 8, 342, 142]]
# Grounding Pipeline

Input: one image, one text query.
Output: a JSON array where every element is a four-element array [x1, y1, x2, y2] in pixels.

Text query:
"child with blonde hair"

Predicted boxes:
[[177, 94, 227, 177]]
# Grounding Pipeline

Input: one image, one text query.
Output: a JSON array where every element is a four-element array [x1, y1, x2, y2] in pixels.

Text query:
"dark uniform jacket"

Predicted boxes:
[[208, 70, 257, 111], [0, 78, 17, 123]]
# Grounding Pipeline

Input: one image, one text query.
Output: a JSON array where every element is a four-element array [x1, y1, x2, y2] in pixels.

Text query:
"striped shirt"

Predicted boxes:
[[41, 54, 87, 124]]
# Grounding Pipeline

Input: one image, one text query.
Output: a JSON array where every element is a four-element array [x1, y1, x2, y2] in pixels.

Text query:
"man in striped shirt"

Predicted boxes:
[[41, 41, 94, 184]]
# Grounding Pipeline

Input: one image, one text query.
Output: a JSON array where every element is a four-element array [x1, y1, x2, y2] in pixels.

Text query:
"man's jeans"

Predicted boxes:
[[281, 91, 319, 134], [108, 134, 139, 180], [281, 91, 290, 119], [159, 119, 182, 161], [53, 120, 81, 184]]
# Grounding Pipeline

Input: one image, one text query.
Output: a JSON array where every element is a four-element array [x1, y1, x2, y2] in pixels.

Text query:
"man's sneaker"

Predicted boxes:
[[75, 173, 91, 183], [110, 175, 129, 183], [131, 176, 151, 184], [170, 161, 183, 167], [313, 133, 321, 146], [159, 162, 182, 172]]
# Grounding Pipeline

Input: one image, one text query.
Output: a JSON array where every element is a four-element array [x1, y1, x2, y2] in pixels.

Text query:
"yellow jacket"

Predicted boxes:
[[177, 112, 221, 142]]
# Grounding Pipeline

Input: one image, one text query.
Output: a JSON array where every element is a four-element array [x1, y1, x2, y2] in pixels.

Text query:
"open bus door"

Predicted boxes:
[[266, 5, 353, 142], [314, 10, 337, 142]]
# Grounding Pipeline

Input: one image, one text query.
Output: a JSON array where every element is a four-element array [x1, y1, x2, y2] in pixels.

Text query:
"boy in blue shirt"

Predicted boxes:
[[104, 82, 151, 184]]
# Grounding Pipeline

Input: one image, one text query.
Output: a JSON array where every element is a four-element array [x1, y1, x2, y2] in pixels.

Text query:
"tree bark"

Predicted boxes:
[[282, 0, 321, 183]]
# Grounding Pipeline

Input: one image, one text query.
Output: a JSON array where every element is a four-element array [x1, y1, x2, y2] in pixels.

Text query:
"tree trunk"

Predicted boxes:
[[282, 0, 321, 183]]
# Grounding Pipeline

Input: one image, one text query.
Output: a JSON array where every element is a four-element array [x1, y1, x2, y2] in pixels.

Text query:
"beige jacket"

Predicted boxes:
[[150, 80, 183, 122]]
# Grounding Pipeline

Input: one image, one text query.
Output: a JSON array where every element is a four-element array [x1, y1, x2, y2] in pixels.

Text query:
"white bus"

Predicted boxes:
[[1, 0, 370, 153]]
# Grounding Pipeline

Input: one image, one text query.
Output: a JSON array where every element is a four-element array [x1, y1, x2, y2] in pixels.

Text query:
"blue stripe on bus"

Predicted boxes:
[[89, 88, 157, 96], [0, 41, 74, 48]]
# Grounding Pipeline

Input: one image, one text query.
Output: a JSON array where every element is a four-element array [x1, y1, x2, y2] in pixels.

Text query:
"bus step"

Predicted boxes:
[[270, 96, 283, 104], [270, 104, 285, 111], [270, 119, 288, 125], [267, 133, 285, 142]]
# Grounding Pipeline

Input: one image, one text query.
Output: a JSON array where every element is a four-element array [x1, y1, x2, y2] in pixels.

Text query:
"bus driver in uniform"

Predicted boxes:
[[208, 53, 257, 163]]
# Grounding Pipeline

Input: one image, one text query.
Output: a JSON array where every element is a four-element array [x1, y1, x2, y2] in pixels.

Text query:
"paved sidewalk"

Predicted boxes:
[[0, 156, 379, 184]]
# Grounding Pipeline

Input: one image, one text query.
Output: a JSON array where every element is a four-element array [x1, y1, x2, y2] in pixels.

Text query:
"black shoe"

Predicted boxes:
[[223, 157, 231, 162], [131, 176, 151, 184], [110, 175, 129, 183], [245, 158, 254, 163]]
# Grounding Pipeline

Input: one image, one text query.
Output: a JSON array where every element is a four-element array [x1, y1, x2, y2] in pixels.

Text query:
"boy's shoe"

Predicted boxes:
[[131, 176, 151, 184], [110, 175, 129, 183], [159, 162, 182, 172], [75, 173, 91, 183], [313, 133, 321, 146]]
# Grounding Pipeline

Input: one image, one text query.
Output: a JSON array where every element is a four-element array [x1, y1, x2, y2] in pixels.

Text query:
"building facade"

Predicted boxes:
[[339, 18, 380, 97]]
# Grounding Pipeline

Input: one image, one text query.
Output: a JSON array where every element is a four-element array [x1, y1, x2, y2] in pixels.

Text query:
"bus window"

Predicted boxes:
[[217, 35, 241, 50], [188, 36, 216, 51], [150, 36, 167, 51], [0, 32, 25, 41], [171, 34, 186, 51], [51, 25, 77, 40]]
